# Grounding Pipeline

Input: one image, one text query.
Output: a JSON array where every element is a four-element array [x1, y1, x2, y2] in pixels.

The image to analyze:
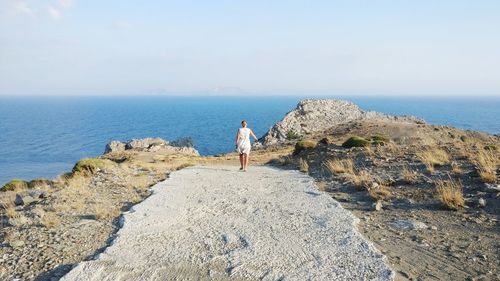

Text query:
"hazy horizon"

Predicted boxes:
[[1, 0, 499, 97]]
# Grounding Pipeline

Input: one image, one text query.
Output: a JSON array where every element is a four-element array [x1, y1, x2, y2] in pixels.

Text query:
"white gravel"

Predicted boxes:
[[62, 165, 394, 280]]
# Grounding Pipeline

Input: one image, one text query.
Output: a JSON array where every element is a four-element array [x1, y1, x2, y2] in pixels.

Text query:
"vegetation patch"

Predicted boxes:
[[293, 140, 317, 155], [472, 149, 498, 183], [286, 130, 301, 140], [299, 158, 309, 173], [417, 147, 450, 173], [1, 179, 29, 192], [342, 136, 370, 148], [72, 158, 112, 176], [28, 178, 52, 188], [435, 179, 464, 210], [368, 185, 392, 201], [370, 135, 390, 146], [484, 144, 497, 151], [324, 159, 354, 175], [401, 166, 419, 183]]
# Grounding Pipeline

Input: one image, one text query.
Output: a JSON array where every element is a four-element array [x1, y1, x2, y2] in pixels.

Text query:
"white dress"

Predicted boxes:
[[237, 127, 252, 154]]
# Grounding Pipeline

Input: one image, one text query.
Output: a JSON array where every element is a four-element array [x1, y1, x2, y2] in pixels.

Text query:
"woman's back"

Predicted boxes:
[[238, 127, 251, 143]]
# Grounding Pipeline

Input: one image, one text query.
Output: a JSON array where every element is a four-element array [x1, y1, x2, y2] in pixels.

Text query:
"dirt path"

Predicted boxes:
[[62, 165, 393, 280]]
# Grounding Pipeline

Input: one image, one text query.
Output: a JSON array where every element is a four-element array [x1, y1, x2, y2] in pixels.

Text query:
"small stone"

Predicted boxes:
[[373, 201, 383, 211], [10, 240, 25, 248], [14, 194, 24, 206], [478, 198, 486, 208]]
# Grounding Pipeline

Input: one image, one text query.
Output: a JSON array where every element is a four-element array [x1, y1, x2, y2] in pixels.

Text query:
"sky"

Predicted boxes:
[[0, 0, 499, 96]]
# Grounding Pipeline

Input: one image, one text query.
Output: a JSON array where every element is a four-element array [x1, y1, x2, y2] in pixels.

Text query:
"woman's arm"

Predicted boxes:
[[235, 129, 240, 146], [250, 130, 259, 142]]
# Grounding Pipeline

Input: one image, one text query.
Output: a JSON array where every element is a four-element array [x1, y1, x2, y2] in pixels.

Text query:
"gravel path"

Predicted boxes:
[[62, 165, 393, 280]]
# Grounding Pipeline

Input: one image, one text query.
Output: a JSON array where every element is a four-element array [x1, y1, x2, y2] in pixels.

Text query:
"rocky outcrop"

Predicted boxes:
[[259, 99, 424, 145], [104, 137, 199, 156], [105, 141, 126, 153]]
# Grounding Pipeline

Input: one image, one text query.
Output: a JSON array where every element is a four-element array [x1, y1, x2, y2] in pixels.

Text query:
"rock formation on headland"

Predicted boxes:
[[259, 99, 424, 145], [105, 137, 199, 155]]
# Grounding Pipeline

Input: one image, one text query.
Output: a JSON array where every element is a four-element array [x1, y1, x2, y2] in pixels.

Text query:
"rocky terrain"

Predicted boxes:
[[0, 138, 199, 280], [255, 99, 499, 280], [0, 98, 498, 281], [259, 99, 423, 145]]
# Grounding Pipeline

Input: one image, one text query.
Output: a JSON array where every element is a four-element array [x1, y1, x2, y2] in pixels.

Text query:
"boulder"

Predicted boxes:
[[105, 141, 126, 154], [386, 219, 428, 230], [126, 138, 168, 150], [259, 99, 424, 145]]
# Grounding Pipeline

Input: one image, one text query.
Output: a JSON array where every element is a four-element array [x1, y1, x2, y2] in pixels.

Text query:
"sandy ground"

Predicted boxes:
[[62, 165, 393, 280]]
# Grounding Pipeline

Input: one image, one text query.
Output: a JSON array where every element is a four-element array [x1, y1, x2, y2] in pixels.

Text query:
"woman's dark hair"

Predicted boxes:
[[241, 120, 247, 125]]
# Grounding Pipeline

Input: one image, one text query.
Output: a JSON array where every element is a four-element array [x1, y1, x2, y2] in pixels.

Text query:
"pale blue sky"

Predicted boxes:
[[1, 0, 499, 96]]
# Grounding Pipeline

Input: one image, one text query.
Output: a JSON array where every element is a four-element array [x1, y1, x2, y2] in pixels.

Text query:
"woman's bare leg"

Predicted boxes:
[[244, 153, 250, 171], [239, 153, 244, 169]]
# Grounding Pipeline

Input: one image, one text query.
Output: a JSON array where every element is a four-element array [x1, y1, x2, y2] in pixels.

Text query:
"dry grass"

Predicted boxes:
[[1, 202, 18, 219], [127, 192, 143, 204], [417, 147, 450, 173], [315, 181, 327, 192], [472, 149, 498, 183], [299, 158, 309, 173], [126, 174, 151, 190], [324, 159, 354, 175], [40, 212, 60, 228], [435, 179, 464, 210], [349, 170, 373, 190], [401, 166, 419, 183], [94, 205, 121, 221], [368, 185, 392, 201]]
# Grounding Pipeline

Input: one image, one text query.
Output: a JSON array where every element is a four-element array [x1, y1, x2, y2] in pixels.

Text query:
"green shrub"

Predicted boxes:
[[73, 158, 110, 175], [28, 178, 52, 188], [484, 144, 497, 151], [370, 135, 390, 146], [342, 136, 371, 148], [1, 179, 28, 192], [286, 130, 301, 140], [293, 140, 316, 155]]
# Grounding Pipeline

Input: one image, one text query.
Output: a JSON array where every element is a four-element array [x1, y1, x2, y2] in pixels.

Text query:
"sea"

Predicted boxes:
[[0, 95, 499, 185]]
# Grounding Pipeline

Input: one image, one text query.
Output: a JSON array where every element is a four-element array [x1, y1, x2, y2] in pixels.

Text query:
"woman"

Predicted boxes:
[[235, 120, 259, 171]]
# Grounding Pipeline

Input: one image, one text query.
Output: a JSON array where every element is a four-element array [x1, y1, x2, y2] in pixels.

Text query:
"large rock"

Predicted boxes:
[[104, 141, 126, 153], [259, 99, 424, 145], [125, 138, 168, 150], [104, 137, 199, 156]]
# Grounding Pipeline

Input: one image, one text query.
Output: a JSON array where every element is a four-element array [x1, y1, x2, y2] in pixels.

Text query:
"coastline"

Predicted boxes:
[[1, 99, 499, 280]]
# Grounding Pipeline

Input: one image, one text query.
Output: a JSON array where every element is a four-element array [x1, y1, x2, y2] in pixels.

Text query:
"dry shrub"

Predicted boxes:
[[41, 212, 60, 228], [299, 158, 309, 173], [1, 202, 18, 219], [384, 142, 402, 157], [368, 185, 392, 201], [294, 140, 317, 155], [417, 147, 450, 173], [315, 181, 327, 192], [435, 179, 464, 210], [94, 205, 121, 221], [350, 170, 373, 190], [472, 149, 498, 183], [401, 166, 419, 183], [324, 159, 354, 175], [128, 192, 143, 204], [66, 175, 91, 194], [126, 175, 151, 190]]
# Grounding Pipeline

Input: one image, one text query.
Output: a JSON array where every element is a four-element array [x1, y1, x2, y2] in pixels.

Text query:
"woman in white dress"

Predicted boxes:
[[235, 120, 259, 171]]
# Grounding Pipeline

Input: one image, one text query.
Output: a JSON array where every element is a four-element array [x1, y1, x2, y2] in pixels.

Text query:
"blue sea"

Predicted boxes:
[[0, 96, 499, 185]]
